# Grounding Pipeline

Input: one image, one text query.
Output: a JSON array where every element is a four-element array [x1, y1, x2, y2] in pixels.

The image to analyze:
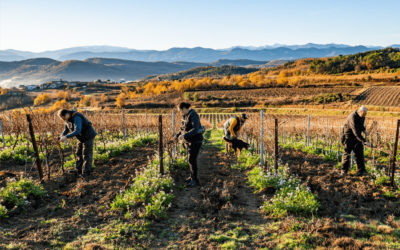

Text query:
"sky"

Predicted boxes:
[[0, 0, 399, 52]]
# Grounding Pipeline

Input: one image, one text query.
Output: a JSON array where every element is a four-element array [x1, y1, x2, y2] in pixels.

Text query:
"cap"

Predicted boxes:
[[241, 114, 248, 120]]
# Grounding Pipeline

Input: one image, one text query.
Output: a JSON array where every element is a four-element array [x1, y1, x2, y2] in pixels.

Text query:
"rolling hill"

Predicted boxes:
[[140, 65, 260, 81], [0, 58, 283, 87], [57, 46, 384, 62], [2, 44, 400, 62]]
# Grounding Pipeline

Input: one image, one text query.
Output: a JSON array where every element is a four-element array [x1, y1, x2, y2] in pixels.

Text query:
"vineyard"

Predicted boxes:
[[353, 86, 400, 107], [195, 87, 358, 100], [0, 109, 399, 249]]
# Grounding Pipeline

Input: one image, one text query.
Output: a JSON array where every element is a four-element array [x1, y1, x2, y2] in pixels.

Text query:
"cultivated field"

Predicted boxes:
[[353, 86, 400, 107], [0, 110, 399, 249], [195, 87, 358, 100]]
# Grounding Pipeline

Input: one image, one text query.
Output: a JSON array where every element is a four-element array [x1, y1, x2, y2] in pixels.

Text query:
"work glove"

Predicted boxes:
[[60, 136, 67, 142], [364, 142, 372, 148]]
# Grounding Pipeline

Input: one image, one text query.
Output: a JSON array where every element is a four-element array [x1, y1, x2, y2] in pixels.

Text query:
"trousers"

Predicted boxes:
[[185, 142, 202, 181], [76, 137, 95, 174], [341, 137, 365, 172]]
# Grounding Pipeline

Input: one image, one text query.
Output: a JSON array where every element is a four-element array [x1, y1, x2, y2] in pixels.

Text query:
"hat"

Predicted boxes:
[[240, 114, 248, 120]]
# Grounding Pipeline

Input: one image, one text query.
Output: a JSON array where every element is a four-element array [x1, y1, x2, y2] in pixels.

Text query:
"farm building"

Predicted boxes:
[[25, 85, 39, 91], [6, 87, 26, 96]]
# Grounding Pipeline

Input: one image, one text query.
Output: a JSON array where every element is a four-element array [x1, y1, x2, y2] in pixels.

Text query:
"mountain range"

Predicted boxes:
[[1, 44, 399, 62], [0, 58, 284, 87]]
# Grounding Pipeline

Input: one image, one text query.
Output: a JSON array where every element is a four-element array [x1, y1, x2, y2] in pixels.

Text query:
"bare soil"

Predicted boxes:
[[0, 145, 155, 249], [0, 134, 399, 249]]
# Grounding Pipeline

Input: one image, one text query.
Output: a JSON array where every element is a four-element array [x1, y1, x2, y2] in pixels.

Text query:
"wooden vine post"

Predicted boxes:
[[172, 111, 175, 158], [307, 114, 310, 146], [0, 118, 5, 147], [260, 110, 264, 167], [26, 114, 44, 181], [159, 115, 164, 175], [390, 120, 400, 187], [122, 109, 126, 141], [274, 119, 278, 174], [146, 112, 149, 136]]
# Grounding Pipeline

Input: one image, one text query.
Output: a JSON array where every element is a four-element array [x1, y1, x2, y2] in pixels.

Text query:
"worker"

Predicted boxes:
[[223, 114, 248, 154], [341, 106, 371, 176], [58, 109, 97, 177], [175, 102, 203, 187]]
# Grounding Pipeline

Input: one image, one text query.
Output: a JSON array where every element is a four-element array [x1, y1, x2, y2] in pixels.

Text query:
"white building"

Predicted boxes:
[[25, 85, 38, 91]]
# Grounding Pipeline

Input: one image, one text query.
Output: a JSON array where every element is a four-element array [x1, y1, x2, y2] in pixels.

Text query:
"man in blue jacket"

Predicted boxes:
[[58, 109, 97, 177]]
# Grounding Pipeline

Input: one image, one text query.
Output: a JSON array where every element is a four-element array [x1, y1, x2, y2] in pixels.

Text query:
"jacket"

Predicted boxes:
[[62, 112, 97, 142], [224, 116, 243, 137], [176, 109, 203, 143], [343, 110, 366, 143]]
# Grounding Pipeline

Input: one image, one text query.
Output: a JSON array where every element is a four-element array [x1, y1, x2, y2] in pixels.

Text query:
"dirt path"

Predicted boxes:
[[150, 132, 266, 249]]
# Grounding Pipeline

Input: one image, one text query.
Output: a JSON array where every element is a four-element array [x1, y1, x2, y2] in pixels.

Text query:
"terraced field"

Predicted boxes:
[[353, 87, 400, 107], [197, 87, 358, 99]]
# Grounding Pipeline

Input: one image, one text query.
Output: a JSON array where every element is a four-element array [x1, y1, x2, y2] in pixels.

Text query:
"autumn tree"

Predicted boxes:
[[56, 91, 71, 100], [52, 99, 72, 110], [115, 93, 127, 108], [34, 94, 51, 106], [79, 96, 91, 107], [100, 94, 109, 103]]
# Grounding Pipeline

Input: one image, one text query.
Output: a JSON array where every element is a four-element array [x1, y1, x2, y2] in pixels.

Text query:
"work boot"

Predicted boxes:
[[184, 177, 192, 183], [82, 172, 91, 177], [69, 170, 81, 176], [357, 170, 368, 177], [340, 171, 347, 176], [187, 179, 198, 187]]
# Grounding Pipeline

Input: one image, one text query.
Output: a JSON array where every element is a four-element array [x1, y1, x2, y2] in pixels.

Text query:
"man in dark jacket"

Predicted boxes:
[[223, 114, 248, 154], [175, 102, 203, 187], [341, 106, 371, 176], [58, 109, 97, 177]]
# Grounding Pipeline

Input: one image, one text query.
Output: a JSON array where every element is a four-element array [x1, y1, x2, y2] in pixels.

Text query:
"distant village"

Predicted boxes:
[[0, 79, 131, 97], [17, 79, 127, 92]]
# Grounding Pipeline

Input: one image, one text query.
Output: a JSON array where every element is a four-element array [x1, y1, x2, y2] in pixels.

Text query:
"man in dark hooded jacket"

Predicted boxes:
[[341, 106, 372, 176], [58, 109, 97, 177], [175, 102, 203, 187]]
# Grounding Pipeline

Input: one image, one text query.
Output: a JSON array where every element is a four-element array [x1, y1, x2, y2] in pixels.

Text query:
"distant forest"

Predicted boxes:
[[144, 66, 259, 81], [308, 48, 400, 74]]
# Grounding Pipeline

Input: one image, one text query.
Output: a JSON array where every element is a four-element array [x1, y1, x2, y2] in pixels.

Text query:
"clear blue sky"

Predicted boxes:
[[0, 0, 399, 52]]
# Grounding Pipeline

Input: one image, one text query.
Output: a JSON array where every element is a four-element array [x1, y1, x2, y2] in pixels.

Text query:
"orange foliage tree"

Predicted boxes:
[[34, 94, 51, 106], [56, 91, 71, 100], [115, 93, 127, 108]]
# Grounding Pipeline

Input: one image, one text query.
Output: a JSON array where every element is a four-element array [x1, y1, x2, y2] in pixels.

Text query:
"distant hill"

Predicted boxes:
[[140, 65, 260, 81], [0, 58, 283, 87], [209, 59, 270, 66], [2, 44, 400, 62], [0, 46, 134, 61], [57, 46, 387, 63]]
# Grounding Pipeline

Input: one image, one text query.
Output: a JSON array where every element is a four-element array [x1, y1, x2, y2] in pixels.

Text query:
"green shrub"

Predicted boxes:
[[262, 185, 319, 217], [193, 92, 199, 101], [0, 177, 46, 219], [111, 156, 175, 219], [175, 157, 189, 170], [247, 164, 319, 218], [183, 92, 191, 100], [0, 204, 7, 219]]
